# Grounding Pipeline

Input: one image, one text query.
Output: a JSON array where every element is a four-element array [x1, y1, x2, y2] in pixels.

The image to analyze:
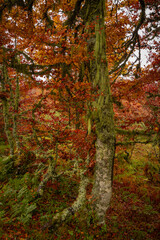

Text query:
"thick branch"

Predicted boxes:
[[64, 0, 84, 27], [116, 140, 154, 146], [116, 128, 155, 137], [0, 0, 35, 21], [43, 172, 89, 229]]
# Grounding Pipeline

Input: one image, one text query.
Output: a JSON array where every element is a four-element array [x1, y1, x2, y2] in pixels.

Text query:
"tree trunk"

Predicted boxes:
[[41, 0, 116, 228], [1, 61, 15, 155], [83, 0, 116, 224]]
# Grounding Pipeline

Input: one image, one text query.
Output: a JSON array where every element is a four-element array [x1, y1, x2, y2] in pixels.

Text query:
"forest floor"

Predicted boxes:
[[0, 140, 159, 240]]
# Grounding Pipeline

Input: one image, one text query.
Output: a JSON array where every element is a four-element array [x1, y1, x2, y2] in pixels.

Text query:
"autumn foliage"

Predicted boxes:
[[0, 0, 159, 239]]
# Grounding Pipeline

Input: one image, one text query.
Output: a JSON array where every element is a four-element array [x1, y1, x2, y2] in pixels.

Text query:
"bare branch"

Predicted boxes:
[[109, 0, 146, 78]]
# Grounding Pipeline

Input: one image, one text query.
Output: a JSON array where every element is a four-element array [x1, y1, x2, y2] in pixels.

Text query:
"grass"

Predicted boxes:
[[0, 144, 9, 156]]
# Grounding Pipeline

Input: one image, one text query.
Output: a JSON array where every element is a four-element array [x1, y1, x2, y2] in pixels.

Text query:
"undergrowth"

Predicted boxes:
[[0, 143, 159, 239]]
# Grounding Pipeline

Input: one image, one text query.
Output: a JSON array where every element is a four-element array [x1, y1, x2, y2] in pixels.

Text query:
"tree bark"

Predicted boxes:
[[82, 0, 116, 224], [1, 62, 15, 155]]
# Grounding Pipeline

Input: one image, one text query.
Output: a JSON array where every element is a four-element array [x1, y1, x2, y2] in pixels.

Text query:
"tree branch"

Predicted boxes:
[[64, 0, 84, 27], [116, 128, 155, 137], [109, 0, 146, 78], [116, 140, 154, 146], [43, 171, 89, 229]]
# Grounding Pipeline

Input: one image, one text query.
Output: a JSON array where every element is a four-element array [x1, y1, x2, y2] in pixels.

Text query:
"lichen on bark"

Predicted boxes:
[[82, 0, 116, 224]]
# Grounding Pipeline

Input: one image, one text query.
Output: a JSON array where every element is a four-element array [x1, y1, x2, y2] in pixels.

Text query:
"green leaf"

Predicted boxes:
[[68, 230, 74, 236]]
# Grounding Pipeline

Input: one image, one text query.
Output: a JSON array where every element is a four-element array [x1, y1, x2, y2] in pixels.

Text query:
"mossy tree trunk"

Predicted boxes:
[[47, 0, 116, 227], [83, 0, 116, 225], [1, 61, 15, 155], [1, 49, 20, 155]]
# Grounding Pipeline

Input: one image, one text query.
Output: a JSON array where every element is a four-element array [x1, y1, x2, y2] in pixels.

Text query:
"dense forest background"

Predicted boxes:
[[0, 0, 159, 239]]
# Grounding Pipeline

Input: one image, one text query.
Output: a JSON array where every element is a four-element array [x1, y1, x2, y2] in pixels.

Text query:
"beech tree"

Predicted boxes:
[[0, 0, 159, 227]]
